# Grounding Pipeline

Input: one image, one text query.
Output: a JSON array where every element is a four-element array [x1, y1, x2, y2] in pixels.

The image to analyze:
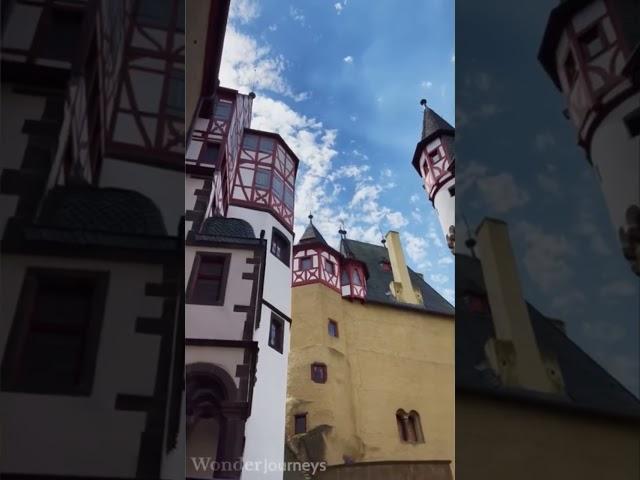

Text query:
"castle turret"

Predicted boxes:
[[412, 99, 455, 251], [539, 0, 640, 276]]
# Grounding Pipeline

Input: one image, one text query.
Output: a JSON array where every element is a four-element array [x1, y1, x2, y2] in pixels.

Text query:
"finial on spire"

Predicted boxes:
[[420, 98, 427, 109], [338, 220, 347, 240], [248, 91, 256, 99], [308, 213, 314, 224]]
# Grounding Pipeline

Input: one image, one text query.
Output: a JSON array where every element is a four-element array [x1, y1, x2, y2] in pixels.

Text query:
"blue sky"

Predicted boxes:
[[456, 0, 639, 394], [221, 0, 455, 303]]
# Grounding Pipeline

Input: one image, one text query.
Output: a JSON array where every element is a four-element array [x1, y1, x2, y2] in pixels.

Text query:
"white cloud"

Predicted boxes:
[[476, 173, 530, 213], [387, 212, 408, 229], [229, 0, 260, 23], [351, 149, 369, 160], [438, 256, 454, 265], [289, 6, 305, 25], [334, 2, 343, 14], [600, 280, 637, 297], [410, 194, 421, 204], [514, 221, 575, 292], [421, 80, 433, 89], [534, 132, 556, 151], [404, 232, 429, 265], [328, 164, 370, 181], [343, 55, 354, 64], [536, 172, 561, 196], [267, 24, 278, 31], [575, 208, 612, 256], [430, 273, 449, 284], [349, 115, 357, 122]]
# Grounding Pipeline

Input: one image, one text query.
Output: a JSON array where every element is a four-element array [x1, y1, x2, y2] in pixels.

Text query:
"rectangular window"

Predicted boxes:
[[200, 143, 220, 165], [328, 320, 338, 338], [255, 168, 271, 189], [137, 0, 171, 27], [294, 414, 307, 434], [268, 314, 284, 354], [325, 260, 335, 275], [272, 175, 284, 199], [259, 137, 275, 153], [243, 134, 259, 150], [2, 269, 108, 395], [351, 268, 362, 286], [166, 70, 185, 118], [284, 186, 295, 210], [271, 228, 290, 266], [300, 257, 313, 271], [580, 24, 606, 60], [42, 8, 84, 61], [311, 363, 327, 383], [187, 253, 231, 305], [214, 101, 232, 120], [429, 149, 442, 164]]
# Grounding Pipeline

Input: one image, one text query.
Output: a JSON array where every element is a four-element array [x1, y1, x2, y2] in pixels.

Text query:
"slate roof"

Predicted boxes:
[[299, 221, 329, 247], [37, 186, 167, 236], [341, 239, 455, 317], [456, 254, 640, 420], [201, 217, 255, 239], [421, 106, 455, 142]]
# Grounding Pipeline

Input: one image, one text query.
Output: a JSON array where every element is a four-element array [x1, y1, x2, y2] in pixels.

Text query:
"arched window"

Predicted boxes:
[[409, 410, 425, 443], [396, 409, 408, 442]]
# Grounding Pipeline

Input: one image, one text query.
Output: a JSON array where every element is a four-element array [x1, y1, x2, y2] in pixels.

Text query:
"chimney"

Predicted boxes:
[[476, 218, 556, 393], [385, 231, 420, 305]]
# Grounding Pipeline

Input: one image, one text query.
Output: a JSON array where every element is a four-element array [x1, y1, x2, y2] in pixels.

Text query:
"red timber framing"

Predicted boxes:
[[420, 139, 454, 203], [229, 129, 299, 233], [105, 0, 185, 170], [292, 246, 341, 292], [539, 0, 635, 154], [340, 259, 367, 301]]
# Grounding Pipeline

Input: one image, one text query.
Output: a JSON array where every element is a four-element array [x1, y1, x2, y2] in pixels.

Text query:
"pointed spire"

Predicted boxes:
[[420, 98, 454, 141], [338, 221, 347, 240], [299, 213, 329, 246]]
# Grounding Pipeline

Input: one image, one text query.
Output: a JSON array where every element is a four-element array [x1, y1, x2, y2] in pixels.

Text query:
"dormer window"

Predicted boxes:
[[214, 101, 232, 120], [564, 51, 578, 88], [351, 269, 362, 286], [300, 257, 313, 271], [579, 24, 606, 60]]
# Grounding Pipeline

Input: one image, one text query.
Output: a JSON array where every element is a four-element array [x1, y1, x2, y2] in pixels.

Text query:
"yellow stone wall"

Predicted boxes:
[[286, 282, 454, 466]]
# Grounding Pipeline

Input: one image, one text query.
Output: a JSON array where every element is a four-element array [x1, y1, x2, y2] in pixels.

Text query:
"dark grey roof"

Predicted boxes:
[[456, 254, 640, 419], [422, 107, 454, 142], [341, 239, 454, 316], [201, 217, 255, 239], [37, 186, 167, 236], [299, 222, 329, 246]]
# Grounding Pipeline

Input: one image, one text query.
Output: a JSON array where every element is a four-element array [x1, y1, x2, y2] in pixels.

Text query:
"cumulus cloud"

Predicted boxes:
[[334, 2, 343, 14], [289, 6, 305, 25], [343, 55, 354, 64], [421, 80, 433, 89], [476, 173, 530, 213], [229, 0, 260, 23]]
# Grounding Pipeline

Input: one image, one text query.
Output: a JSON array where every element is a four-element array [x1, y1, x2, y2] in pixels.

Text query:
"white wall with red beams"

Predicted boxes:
[[292, 246, 367, 301], [551, 0, 639, 243]]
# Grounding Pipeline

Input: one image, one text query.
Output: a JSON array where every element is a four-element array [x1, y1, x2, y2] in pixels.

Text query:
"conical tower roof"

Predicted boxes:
[[298, 214, 329, 246], [420, 99, 454, 141]]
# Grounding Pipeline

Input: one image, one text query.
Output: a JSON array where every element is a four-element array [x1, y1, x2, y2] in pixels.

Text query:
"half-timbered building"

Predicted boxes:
[[539, 0, 640, 276]]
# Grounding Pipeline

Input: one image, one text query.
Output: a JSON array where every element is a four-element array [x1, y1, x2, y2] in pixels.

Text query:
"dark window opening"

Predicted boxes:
[[325, 260, 336, 275], [137, 0, 171, 28], [311, 363, 327, 383], [564, 51, 578, 88], [166, 70, 184, 118], [341, 268, 350, 286], [214, 101, 232, 120], [268, 314, 284, 354], [187, 253, 230, 305], [259, 137, 275, 153], [449, 186, 455, 197], [580, 24, 606, 60], [624, 106, 640, 137], [351, 268, 362, 286], [328, 320, 339, 338], [271, 228, 290, 266], [42, 8, 84, 61], [200, 143, 220, 165], [243, 134, 259, 150], [429, 149, 442, 164], [294, 413, 307, 434], [272, 175, 284, 199], [199, 98, 214, 119], [2, 269, 108, 395], [284, 186, 295, 210], [300, 257, 313, 271], [255, 168, 271, 189]]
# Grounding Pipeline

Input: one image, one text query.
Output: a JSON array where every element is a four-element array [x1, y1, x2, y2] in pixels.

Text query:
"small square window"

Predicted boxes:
[[580, 24, 606, 60], [300, 257, 313, 271], [255, 168, 271, 189], [284, 186, 295, 210], [268, 314, 284, 354], [325, 260, 335, 275], [311, 363, 327, 383], [429, 149, 442, 163], [214, 101, 232, 120], [328, 320, 338, 338], [200, 143, 219, 165], [294, 413, 307, 434], [243, 135, 259, 150], [259, 137, 275, 153]]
